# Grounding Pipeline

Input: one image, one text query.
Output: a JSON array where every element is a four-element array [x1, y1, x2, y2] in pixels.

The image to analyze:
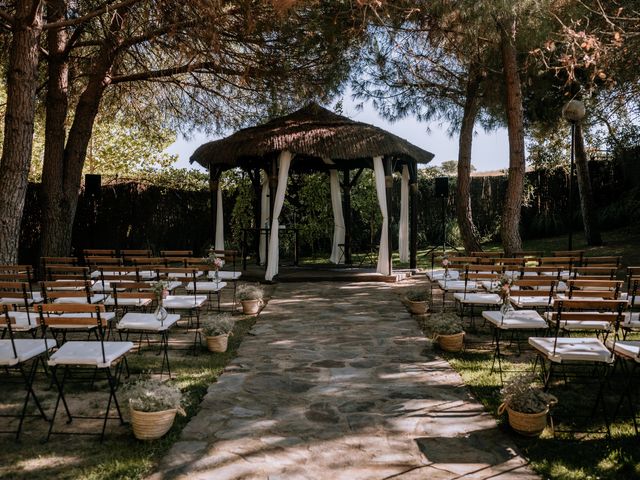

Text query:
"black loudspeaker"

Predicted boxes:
[[435, 176, 449, 197], [85, 174, 101, 197]]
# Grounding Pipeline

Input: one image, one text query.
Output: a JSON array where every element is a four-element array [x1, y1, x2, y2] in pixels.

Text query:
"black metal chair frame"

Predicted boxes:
[[0, 306, 50, 440], [38, 304, 130, 442]]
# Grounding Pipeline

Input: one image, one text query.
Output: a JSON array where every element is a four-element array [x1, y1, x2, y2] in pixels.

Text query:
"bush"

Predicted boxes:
[[430, 312, 464, 335], [501, 373, 556, 414], [202, 313, 235, 336], [124, 378, 185, 414], [237, 284, 264, 301]]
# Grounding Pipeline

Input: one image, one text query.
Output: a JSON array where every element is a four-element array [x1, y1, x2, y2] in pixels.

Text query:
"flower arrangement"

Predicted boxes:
[[124, 378, 185, 415], [202, 313, 235, 337], [430, 312, 464, 335], [152, 280, 169, 302], [442, 255, 450, 277], [497, 274, 513, 301], [204, 248, 225, 271], [237, 284, 264, 301], [500, 374, 557, 414]]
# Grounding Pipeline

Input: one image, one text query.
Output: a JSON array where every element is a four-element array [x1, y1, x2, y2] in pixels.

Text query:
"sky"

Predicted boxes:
[[166, 96, 511, 174]]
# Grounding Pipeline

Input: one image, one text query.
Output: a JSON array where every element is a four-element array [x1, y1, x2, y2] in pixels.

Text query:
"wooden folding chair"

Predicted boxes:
[[566, 279, 622, 300], [0, 306, 55, 440], [582, 256, 622, 268], [38, 303, 133, 442], [0, 282, 39, 337], [571, 266, 617, 280], [44, 265, 90, 281], [529, 299, 627, 437], [509, 278, 557, 311]]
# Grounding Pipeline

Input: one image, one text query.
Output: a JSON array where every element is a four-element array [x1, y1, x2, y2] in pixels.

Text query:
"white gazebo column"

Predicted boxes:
[[323, 157, 345, 264], [259, 172, 269, 264], [399, 164, 409, 263], [373, 156, 391, 275], [265, 150, 293, 281], [329, 170, 346, 264], [215, 185, 224, 250]]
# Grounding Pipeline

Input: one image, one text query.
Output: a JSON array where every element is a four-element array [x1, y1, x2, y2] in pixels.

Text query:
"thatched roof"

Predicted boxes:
[[190, 103, 434, 172]]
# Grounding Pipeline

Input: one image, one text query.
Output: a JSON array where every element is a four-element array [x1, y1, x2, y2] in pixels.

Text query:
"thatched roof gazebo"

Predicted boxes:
[[191, 103, 435, 280]]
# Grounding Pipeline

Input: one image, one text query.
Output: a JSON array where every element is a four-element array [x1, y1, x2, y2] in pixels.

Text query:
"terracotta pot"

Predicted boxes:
[[241, 299, 261, 315], [206, 334, 229, 353], [499, 403, 549, 437], [436, 332, 464, 352], [405, 298, 428, 315], [130, 408, 177, 440]]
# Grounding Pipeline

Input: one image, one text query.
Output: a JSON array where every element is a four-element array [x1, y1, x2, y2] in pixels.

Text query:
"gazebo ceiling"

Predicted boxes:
[[190, 103, 435, 172]]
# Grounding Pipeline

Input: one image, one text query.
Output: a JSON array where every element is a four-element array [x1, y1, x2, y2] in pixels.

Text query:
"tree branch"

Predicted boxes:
[[109, 61, 241, 83], [117, 20, 198, 50], [0, 8, 14, 24], [43, 0, 141, 30]]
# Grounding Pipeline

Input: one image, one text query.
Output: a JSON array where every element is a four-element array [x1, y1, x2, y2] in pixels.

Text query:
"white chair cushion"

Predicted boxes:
[[0, 338, 55, 366], [454, 292, 501, 305], [560, 320, 613, 331], [53, 294, 107, 304], [528, 337, 613, 363], [612, 341, 640, 362], [184, 281, 227, 293], [48, 340, 134, 368], [483, 310, 548, 329], [103, 296, 152, 307], [167, 271, 204, 279], [0, 297, 34, 306], [211, 271, 242, 280], [437, 280, 478, 292], [117, 313, 181, 332], [46, 311, 116, 330], [510, 296, 551, 308], [163, 295, 207, 309], [622, 312, 640, 329], [4, 311, 38, 330], [426, 269, 459, 281]]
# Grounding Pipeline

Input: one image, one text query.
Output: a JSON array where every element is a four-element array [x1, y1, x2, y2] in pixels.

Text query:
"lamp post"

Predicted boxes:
[[561, 99, 586, 251]]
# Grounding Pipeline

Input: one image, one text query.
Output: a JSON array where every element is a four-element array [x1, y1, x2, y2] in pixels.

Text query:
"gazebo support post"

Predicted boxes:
[[342, 168, 352, 265], [409, 161, 418, 269], [267, 156, 278, 270], [208, 166, 222, 249], [383, 157, 393, 275], [247, 168, 262, 266]]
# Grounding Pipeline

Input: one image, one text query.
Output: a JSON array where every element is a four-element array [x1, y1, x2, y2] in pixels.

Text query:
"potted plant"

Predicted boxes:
[[498, 374, 557, 436], [237, 284, 264, 315], [431, 312, 465, 352], [202, 313, 234, 352], [125, 378, 185, 440], [404, 289, 430, 315]]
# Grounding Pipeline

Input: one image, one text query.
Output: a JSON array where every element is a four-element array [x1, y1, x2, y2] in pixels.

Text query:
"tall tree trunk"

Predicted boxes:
[[574, 124, 602, 246], [456, 69, 482, 253], [499, 21, 525, 255], [40, 0, 70, 257], [0, 0, 43, 264], [40, 8, 128, 256]]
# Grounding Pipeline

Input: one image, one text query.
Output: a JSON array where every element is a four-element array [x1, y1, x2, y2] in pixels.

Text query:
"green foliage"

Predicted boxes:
[[352, 170, 381, 245], [290, 172, 333, 255]]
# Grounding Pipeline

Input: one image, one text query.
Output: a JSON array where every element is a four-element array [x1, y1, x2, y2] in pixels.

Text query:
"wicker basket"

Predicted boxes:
[[206, 334, 229, 353], [405, 298, 428, 315], [499, 403, 549, 436], [130, 408, 177, 440], [436, 332, 464, 352], [241, 299, 261, 315]]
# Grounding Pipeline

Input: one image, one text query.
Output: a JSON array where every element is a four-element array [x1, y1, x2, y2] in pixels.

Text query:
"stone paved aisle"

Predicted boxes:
[[150, 282, 538, 480]]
